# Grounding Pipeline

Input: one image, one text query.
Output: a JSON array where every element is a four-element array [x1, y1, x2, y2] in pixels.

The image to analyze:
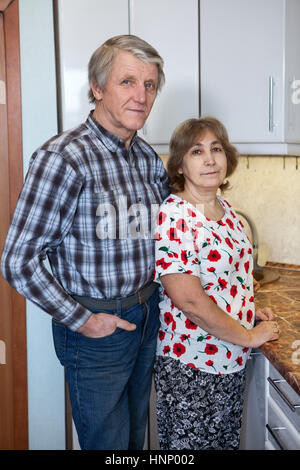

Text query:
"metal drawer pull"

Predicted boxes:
[[266, 424, 286, 450], [267, 377, 300, 412], [269, 76, 275, 132], [248, 351, 263, 360]]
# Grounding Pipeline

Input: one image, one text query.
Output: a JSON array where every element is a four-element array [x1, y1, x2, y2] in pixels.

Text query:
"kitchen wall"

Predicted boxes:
[[19, 0, 65, 450], [160, 154, 300, 266], [223, 155, 300, 266]]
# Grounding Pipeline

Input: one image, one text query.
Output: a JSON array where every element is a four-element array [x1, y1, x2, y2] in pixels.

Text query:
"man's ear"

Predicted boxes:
[[90, 81, 103, 101]]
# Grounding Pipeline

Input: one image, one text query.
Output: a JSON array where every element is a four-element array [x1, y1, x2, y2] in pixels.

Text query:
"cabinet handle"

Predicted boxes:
[[248, 351, 262, 360], [267, 377, 300, 412], [288, 76, 296, 130], [269, 76, 274, 132], [266, 424, 286, 450]]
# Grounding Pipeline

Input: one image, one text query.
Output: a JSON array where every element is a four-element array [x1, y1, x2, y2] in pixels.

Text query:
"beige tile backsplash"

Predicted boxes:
[[160, 155, 300, 265]]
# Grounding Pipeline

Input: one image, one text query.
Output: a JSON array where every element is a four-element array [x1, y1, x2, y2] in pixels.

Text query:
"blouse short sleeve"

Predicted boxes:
[[154, 196, 204, 282]]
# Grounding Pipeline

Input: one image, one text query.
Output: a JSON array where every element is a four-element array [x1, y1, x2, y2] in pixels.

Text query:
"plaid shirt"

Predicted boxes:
[[1, 113, 169, 330]]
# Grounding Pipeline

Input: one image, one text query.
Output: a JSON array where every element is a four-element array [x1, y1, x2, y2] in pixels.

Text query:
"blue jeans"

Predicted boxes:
[[52, 288, 159, 450]]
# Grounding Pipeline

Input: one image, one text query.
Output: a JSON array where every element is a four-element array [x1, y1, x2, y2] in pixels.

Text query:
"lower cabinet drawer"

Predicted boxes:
[[268, 363, 300, 433], [267, 397, 300, 450]]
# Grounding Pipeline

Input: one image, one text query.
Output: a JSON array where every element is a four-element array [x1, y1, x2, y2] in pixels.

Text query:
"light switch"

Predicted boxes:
[[0, 80, 6, 105], [0, 340, 6, 365]]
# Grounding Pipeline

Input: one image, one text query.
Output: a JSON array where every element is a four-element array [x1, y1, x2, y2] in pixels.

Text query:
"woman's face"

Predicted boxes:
[[179, 129, 227, 192]]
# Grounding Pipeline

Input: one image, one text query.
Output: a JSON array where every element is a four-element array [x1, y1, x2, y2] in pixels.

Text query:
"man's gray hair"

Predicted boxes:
[[88, 35, 165, 103]]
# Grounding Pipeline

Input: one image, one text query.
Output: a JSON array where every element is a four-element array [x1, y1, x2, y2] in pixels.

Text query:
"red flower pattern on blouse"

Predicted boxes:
[[205, 344, 218, 355], [176, 218, 188, 232], [218, 277, 228, 290], [181, 250, 189, 265], [156, 258, 172, 270], [226, 218, 234, 229], [225, 237, 233, 249], [164, 311, 173, 325], [235, 356, 243, 366], [158, 211, 167, 225], [154, 195, 254, 374], [207, 250, 221, 262], [230, 285, 238, 298], [166, 227, 180, 242], [158, 330, 165, 341], [185, 319, 198, 330], [180, 334, 191, 342], [173, 342, 186, 357], [246, 310, 253, 323]]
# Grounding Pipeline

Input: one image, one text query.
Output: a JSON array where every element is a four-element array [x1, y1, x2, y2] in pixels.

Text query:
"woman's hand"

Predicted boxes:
[[248, 320, 280, 348], [160, 273, 280, 349], [253, 278, 260, 292], [255, 306, 274, 322]]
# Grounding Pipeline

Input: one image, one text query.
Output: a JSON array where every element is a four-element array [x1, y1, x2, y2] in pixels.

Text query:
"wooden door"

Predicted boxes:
[[0, 0, 28, 450]]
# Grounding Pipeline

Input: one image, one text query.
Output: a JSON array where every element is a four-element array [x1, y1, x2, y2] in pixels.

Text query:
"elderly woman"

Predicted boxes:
[[153, 117, 279, 450]]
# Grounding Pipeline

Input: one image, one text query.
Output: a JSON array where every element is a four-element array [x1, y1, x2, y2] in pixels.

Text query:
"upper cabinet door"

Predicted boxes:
[[285, 0, 300, 144], [129, 0, 199, 150], [200, 0, 285, 144], [55, 0, 129, 130]]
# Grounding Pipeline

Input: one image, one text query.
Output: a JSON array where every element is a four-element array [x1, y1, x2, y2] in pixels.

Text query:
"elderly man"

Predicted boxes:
[[1, 35, 169, 450]]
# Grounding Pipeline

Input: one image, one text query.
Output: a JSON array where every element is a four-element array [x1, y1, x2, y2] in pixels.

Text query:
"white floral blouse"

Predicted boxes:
[[154, 194, 255, 375]]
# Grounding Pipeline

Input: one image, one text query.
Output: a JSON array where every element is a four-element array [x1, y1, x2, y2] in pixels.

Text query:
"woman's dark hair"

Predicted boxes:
[[167, 117, 239, 193]]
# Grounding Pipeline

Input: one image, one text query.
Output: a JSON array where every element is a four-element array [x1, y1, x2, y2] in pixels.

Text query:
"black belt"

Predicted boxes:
[[71, 282, 158, 311]]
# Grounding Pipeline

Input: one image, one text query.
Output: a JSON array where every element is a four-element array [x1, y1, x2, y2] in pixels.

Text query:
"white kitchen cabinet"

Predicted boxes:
[[200, 0, 300, 154], [240, 351, 266, 449], [55, 0, 199, 153], [55, 0, 129, 130], [266, 362, 300, 450], [129, 0, 199, 152], [241, 352, 300, 450]]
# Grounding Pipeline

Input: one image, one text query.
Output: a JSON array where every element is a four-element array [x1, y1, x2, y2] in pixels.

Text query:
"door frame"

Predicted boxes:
[[0, 0, 28, 450]]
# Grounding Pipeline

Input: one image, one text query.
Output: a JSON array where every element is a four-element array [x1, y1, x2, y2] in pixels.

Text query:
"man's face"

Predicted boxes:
[[92, 50, 159, 143]]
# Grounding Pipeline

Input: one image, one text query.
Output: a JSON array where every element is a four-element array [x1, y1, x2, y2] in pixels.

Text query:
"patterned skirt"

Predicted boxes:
[[154, 355, 246, 450]]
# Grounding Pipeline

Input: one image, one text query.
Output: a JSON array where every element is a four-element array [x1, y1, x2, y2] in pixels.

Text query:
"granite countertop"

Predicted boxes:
[[255, 263, 300, 396]]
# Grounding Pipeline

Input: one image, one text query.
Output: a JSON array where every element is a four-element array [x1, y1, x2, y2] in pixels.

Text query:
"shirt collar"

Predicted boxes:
[[85, 111, 138, 152]]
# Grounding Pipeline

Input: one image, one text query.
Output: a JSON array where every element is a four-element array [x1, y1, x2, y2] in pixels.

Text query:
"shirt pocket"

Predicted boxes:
[[88, 181, 163, 244]]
